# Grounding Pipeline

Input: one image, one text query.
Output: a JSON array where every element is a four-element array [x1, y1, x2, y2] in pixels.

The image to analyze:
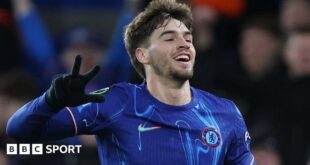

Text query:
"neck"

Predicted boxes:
[[146, 74, 192, 106]]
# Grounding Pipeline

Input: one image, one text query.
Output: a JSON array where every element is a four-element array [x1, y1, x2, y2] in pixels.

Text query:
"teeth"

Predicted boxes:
[[175, 55, 189, 61]]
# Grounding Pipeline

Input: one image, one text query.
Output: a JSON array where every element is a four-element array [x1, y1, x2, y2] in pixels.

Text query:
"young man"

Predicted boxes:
[[7, 0, 255, 164]]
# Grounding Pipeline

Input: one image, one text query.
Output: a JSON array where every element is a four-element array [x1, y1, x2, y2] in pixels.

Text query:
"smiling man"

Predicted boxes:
[[7, 0, 255, 164]]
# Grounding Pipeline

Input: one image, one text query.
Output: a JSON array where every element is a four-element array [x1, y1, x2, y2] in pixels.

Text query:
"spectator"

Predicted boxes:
[[239, 16, 283, 80], [280, 26, 310, 165], [190, 1, 242, 93], [252, 138, 282, 165], [280, 0, 310, 34], [215, 16, 285, 152], [189, 3, 219, 92], [11, 0, 137, 92], [284, 27, 310, 78]]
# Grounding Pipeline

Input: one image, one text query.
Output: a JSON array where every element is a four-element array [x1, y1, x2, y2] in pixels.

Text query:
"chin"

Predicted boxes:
[[171, 70, 194, 81]]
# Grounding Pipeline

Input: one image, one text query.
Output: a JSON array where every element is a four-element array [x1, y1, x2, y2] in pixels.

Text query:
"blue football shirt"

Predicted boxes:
[[7, 82, 255, 165]]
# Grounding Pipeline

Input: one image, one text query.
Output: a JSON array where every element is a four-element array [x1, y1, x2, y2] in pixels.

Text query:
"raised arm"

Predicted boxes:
[[12, 0, 55, 66], [6, 55, 105, 142]]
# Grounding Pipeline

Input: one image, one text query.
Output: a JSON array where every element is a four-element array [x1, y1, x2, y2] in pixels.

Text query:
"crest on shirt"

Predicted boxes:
[[202, 127, 221, 148]]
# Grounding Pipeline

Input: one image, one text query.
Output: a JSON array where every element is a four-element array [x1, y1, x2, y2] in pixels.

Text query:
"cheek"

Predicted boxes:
[[149, 43, 173, 59]]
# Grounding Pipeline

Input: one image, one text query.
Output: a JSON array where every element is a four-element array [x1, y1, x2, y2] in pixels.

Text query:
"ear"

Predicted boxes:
[[135, 48, 149, 64]]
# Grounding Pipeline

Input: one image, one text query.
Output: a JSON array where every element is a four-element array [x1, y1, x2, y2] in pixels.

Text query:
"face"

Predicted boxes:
[[285, 34, 310, 77], [142, 18, 196, 81], [240, 28, 280, 77], [280, 1, 310, 33]]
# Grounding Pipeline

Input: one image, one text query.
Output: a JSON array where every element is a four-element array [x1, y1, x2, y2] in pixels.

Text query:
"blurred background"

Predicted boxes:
[[0, 0, 309, 165]]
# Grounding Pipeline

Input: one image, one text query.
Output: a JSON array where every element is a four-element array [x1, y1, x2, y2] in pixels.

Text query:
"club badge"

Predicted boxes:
[[202, 127, 221, 148]]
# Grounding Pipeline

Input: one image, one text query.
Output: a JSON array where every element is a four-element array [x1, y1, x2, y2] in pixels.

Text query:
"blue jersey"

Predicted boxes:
[[7, 83, 255, 165]]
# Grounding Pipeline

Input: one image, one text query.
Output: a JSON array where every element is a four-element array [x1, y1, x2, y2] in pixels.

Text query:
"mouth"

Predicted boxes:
[[174, 53, 191, 63]]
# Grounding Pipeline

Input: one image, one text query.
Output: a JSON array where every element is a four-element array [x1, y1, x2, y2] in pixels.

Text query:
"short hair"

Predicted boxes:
[[124, 0, 193, 79], [242, 15, 281, 39]]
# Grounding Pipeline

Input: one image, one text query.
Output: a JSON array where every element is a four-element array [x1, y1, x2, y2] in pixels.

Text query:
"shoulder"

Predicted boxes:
[[91, 82, 138, 96], [193, 87, 238, 113], [92, 82, 138, 114], [111, 82, 140, 90]]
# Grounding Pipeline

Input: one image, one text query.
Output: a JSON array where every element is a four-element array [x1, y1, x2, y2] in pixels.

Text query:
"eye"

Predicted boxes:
[[184, 34, 193, 43], [164, 38, 174, 41], [186, 39, 192, 43]]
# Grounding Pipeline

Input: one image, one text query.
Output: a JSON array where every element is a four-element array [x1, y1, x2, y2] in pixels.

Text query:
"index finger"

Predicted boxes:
[[71, 55, 82, 77]]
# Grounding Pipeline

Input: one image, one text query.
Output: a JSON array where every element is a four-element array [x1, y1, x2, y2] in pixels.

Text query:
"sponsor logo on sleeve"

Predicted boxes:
[[245, 131, 251, 142]]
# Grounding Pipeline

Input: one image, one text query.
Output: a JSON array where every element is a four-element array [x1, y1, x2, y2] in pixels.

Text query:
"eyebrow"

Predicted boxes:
[[159, 30, 192, 38]]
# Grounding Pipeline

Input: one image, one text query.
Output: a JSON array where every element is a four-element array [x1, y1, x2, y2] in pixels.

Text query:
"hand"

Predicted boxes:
[[45, 55, 105, 110]]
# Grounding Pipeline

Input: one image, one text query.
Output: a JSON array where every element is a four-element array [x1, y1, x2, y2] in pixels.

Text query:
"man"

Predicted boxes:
[[280, 27, 310, 165], [7, 0, 255, 164]]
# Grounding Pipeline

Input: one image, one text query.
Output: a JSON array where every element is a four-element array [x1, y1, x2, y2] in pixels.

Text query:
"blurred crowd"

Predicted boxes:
[[0, 0, 310, 165]]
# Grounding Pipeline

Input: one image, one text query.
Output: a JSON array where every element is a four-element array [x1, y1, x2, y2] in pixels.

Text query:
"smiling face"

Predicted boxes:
[[138, 18, 196, 82]]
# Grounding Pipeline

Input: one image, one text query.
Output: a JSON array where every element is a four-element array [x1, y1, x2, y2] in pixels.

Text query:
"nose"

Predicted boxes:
[[177, 37, 190, 49]]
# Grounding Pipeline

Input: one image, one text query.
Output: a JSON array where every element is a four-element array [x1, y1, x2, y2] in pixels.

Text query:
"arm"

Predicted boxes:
[[6, 94, 78, 142], [6, 85, 127, 142], [101, 10, 134, 84], [12, 0, 55, 65], [225, 104, 256, 165], [6, 55, 105, 142]]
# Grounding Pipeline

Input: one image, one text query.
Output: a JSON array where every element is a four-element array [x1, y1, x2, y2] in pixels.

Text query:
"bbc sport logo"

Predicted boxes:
[[6, 143, 82, 155]]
